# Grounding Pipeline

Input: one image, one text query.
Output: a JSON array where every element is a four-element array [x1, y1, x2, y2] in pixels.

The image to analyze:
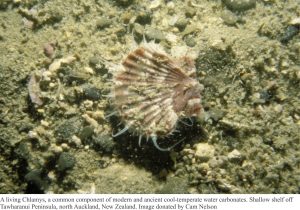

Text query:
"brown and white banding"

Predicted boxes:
[[111, 42, 204, 151]]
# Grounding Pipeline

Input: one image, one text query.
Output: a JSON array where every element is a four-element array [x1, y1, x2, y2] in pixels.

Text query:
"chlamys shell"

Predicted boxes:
[[111, 42, 204, 151]]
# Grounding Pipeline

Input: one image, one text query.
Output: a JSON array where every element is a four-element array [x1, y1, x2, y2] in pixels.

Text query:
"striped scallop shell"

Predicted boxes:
[[112, 42, 203, 141]]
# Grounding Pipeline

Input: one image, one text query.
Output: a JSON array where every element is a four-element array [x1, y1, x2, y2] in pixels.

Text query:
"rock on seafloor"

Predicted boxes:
[[57, 152, 76, 172], [222, 0, 256, 12], [194, 143, 215, 161]]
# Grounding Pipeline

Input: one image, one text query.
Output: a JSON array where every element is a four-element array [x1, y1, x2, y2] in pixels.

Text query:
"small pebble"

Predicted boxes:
[[88, 56, 107, 75], [51, 144, 63, 154], [194, 143, 215, 161], [40, 120, 50, 127], [185, 36, 196, 47], [135, 11, 152, 25], [55, 117, 82, 140], [165, 33, 178, 43], [43, 42, 56, 58], [133, 23, 144, 42], [222, 0, 256, 12], [71, 135, 82, 147], [145, 27, 165, 41], [28, 130, 38, 139], [22, 18, 34, 29], [84, 66, 94, 74], [92, 134, 115, 153], [96, 17, 111, 29], [273, 104, 283, 113], [181, 24, 197, 36], [79, 126, 94, 141], [221, 10, 238, 26], [25, 169, 48, 192], [82, 85, 102, 101], [228, 149, 242, 161], [209, 108, 226, 122], [83, 100, 94, 109], [185, 7, 196, 18], [290, 17, 300, 26], [175, 18, 188, 31], [113, 0, 134, 7], [280, 25, 299, 44], [57, 152, 76, 172], [61, 143, 69, 151], [149, 0, 161, 9], [89, 56, 100, 67], [28, 72, 43, 106]]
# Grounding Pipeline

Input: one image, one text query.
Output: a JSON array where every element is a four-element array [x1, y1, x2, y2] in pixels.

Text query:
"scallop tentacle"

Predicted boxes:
[[178, 118, 193, 127], [104, 111, 117, 119], [138, 135, 143, 147], [151, 135, 184, 152], [112, 125, 130, 137]]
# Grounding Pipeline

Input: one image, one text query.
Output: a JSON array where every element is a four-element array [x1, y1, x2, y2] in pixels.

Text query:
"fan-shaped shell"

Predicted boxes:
[[112, 42, 203, 138]]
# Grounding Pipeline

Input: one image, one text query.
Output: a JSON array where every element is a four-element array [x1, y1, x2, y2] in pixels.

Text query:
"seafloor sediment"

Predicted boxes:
[[0, 0, 299, 193]]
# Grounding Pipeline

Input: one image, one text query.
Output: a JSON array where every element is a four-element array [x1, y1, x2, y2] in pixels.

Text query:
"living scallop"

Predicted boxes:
[[110, 42, 204, 151]]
